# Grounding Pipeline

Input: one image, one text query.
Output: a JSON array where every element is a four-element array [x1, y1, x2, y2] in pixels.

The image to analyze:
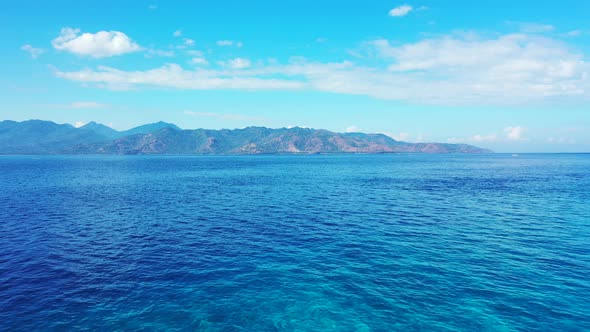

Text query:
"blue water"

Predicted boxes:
[[0, 154, 589, 331]]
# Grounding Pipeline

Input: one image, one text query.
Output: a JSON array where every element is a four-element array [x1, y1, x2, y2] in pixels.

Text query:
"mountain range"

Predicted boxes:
[[0, 120, 492, 154]]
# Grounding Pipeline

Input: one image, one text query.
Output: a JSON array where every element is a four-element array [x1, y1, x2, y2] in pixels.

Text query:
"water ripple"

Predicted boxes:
[[0, 154, 589, 331]]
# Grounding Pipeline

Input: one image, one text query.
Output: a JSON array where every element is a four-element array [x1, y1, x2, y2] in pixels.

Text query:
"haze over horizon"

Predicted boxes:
[[3, 0, 589, 153]]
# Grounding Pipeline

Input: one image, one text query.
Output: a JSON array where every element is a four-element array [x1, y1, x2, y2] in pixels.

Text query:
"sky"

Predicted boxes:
[[2, 0, 590, 152]]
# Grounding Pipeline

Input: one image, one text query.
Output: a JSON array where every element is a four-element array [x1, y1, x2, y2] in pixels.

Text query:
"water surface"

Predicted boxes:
[[0, 154, 589, 331]]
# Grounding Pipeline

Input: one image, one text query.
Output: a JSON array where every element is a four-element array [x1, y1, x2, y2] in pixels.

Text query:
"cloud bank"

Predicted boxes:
[[53, 32, 590, 105]]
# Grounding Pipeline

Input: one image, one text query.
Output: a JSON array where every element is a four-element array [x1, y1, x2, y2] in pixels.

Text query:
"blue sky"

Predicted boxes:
[[2, 0, 589, 152]]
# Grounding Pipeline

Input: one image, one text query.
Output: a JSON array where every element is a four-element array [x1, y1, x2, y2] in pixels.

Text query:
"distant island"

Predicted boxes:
[[0, 120, 492, 154]]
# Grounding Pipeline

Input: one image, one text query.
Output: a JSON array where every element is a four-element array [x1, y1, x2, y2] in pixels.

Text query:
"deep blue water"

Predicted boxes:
[[0, 154, 589, 331]]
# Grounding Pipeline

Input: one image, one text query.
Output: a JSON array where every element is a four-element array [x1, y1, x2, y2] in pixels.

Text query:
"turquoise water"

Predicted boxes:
[[0, 154, 589, 331]]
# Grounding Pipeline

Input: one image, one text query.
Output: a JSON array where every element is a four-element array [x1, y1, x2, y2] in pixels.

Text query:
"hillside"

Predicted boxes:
[[0, 120, 493, 154]]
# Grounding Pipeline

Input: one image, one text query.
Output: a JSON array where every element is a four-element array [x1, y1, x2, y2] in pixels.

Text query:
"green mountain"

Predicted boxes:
[[0, 120, 108, 154], [0, 120, 493, 154]]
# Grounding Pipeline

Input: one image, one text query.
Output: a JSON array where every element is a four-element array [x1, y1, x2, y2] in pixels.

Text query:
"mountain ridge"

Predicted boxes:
[[0, 120, 493, 154]]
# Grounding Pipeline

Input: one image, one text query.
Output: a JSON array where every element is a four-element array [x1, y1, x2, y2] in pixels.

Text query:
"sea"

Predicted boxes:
[[0, 154, 588, 331]]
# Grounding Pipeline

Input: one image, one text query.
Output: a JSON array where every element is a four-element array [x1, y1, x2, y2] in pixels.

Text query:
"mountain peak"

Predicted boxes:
[[78, 121, 120, 139], [80, 121, 102, 128]]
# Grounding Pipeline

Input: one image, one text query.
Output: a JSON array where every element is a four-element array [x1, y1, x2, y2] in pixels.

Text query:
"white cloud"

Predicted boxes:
[[188, 51, 208, 65], [223, 57, 252, 69], [53, 32, 590, 105], [346, 126, 360, 133], [68, 101, 108, 109], [217, 40, 243, 47], [564, 30, 582, 37], [54, 63, 303, 91], [516, 22, 555, 33], [145, 49, 175, 58], [372, 34, 577, 72], [448, 130, 526, 144], [366, 33, 589, 103], [39, 101, 109, 109], [471, 134, 497, 142], [173, 30, 182, 37], [389, 5, 413, 17], [184, 110, 265, 121], [191, 57, 209, 65], [52, 27, 142, 58], [187, 50, 204, 57], [504, 126, 527, 140], [70, 101, 101, 108], [183, 38, 195, 46], [217, 40, 232, 46], [21, 44, 44, 59], [547, 137, 576, 144], [74, 121, 87, 128]]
